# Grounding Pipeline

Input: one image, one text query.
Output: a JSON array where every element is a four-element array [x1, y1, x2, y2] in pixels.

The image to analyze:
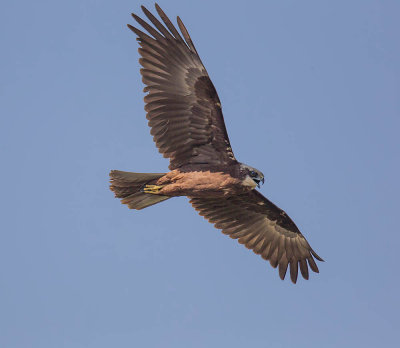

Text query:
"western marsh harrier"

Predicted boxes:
[[110, 4, 323, 283]]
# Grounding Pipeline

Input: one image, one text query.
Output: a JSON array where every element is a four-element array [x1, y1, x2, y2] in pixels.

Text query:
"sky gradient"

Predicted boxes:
[[1, 0, 399, 347]]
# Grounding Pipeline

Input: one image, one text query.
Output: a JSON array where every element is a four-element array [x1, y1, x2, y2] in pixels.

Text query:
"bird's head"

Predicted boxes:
[[240, 164, 265, 189]]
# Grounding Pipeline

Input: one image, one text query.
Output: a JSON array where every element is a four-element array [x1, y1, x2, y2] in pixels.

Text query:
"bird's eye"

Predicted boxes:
[[250, 171, 257, 177]]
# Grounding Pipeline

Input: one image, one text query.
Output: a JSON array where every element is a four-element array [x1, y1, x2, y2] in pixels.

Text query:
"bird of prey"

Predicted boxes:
[[109, 4, 323, 283]]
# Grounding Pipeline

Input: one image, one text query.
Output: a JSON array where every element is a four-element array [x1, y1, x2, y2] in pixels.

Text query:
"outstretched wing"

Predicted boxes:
[[128, 4, 236, 170], [190, 190, 323, 283]]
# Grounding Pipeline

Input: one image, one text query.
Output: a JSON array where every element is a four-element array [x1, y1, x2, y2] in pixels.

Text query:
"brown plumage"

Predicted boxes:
[[109, 4, 323, 283], [128, 5, 235, 170], [190, 191, 323, 283]]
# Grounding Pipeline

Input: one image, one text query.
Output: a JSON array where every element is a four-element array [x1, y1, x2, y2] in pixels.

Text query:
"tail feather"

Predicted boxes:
[[121, 191, 170, 210], [109, 170, 170, 210]]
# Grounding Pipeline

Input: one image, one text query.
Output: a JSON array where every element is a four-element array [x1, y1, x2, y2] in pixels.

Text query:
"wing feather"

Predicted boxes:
[[190, 190, 323, 283], [128, 5, 236, 169]]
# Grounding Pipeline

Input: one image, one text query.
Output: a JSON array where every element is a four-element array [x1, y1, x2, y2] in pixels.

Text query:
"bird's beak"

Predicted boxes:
[[254, 177, 264, 189]]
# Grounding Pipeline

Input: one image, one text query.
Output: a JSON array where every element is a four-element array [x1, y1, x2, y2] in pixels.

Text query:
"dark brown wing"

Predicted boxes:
[[190, 190, 323, 283], [128, 4, 236, 170]]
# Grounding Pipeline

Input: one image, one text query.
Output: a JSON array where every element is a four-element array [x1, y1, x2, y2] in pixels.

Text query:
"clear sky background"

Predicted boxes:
[[1, 0, 399, 347]]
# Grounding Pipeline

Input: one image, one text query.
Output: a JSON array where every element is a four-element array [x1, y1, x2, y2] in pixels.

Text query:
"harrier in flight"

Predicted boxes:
[[110, 4, 323, 283]]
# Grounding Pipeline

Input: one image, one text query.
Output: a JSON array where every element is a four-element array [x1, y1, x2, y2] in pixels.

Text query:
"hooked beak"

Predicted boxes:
[[256, 178, 265, 189]]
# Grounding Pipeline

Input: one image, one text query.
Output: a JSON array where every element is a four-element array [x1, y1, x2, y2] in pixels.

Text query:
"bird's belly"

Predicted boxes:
[[155, 170, 248, 197]]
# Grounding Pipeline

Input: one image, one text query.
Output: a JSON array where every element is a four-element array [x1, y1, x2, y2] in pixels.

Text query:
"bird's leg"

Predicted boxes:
[[141, 184, 165, 194]]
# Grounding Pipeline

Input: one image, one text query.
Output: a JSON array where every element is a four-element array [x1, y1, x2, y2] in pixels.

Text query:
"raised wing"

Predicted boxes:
[[128, 4, 236, 170], [190, 190, 323, 283]]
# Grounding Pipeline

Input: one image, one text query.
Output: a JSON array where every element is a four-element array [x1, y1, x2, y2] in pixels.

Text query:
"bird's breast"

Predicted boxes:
[[155, 170, 251, 197]]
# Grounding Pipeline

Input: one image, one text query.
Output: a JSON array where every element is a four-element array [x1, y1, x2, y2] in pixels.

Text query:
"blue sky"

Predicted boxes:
[[1, 0, 399, 347]]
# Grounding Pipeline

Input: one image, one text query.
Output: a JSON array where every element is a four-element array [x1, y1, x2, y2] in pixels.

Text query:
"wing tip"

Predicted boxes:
[[278, 261, 288, 280], [312, 250, 325, 262]]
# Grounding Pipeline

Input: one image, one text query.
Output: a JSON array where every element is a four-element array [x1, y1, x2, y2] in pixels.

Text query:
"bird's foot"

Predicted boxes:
[[141, 184, 164, 194]]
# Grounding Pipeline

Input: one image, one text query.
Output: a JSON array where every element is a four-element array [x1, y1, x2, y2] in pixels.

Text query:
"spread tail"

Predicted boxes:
[[109, 170, 170, 210]]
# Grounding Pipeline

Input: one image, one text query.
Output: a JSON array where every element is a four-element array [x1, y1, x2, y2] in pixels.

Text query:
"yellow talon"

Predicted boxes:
[[142, 184, 164, 194]]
